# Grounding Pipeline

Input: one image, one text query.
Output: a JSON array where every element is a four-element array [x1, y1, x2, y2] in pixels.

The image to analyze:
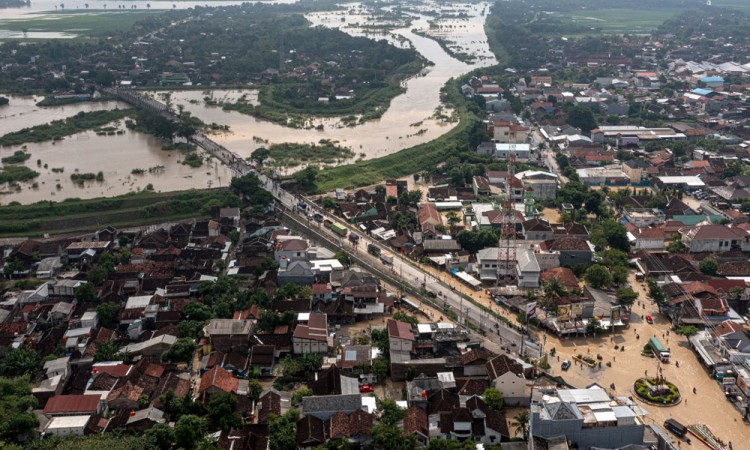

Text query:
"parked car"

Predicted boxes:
[[360, 384, 374, 393], [646, 315, 653, 324], [562, 360, 571, 371]]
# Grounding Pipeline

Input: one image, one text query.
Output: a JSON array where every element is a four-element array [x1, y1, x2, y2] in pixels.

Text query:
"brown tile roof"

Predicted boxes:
[[540, 267, 579, 291], [403, 406, 428, 437], [457, 378, 490, 396], [712, 320, 744, 338], [329, 409, 372, 439], [387, 319, 415, 341], [542, 237, 591, 252], [718, 261, 750, 276], [460, 348, 495, 366], [198, 365, 239, 394], [427, 389, 460, 415], [296, 415, 326, 446], [44, 394, 100, 414], [486, 354, 525, 380]]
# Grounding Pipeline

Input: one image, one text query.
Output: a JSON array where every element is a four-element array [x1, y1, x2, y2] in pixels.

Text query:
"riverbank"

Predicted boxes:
[[315, 77, 480, 192], [0, 108, 132, 146], [0, 188, 239, 237], [220, 60, 424, 129]]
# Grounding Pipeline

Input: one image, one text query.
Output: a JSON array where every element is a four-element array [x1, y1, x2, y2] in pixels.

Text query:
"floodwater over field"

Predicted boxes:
[[0, 122, 233, 204], [0, 0, 298, 20], [1, 1, 497, 201], [155, 3, 496, 164], [0, 95, 127, 136]]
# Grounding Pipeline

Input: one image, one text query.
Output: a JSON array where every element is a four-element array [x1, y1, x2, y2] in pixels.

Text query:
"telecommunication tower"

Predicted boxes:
[[498, 153, 517, 285]]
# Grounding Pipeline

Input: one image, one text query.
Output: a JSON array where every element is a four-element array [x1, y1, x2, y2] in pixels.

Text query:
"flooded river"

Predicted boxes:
[[0, 120, 233, 204], [0, 95, 128, 136], [158, 3, 496, 164], [1, 1, 497, 203]]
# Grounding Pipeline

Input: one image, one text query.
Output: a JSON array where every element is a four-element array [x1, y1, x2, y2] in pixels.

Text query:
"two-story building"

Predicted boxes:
[[205, 319, 252, 352], [293, 313, 330, 354], [679, 224, 750, 253]]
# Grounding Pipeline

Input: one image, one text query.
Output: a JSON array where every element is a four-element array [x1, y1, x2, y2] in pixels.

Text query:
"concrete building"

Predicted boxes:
[[477, 143, 532, 161], [530, 386, 646, 449], [516, 171, 558, 201], [43, 415, 91, 437], [679, 224, 750, 253], [491, 120, 530, 143]]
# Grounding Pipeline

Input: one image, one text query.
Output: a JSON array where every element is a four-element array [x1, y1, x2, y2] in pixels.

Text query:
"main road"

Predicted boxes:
[[257, 173, 541, 359]]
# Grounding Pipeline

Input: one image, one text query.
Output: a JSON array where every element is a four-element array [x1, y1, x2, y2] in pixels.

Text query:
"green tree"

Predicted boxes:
[[207, 392, 243, 431], [144, 423, 175, 450], [393, 311, 419, 326], [334, 250, 353, 268], [248, 379, 263, 401], [292, 387, 313, 407], [616, 288, 638, 308], [95, 340, 119, 362], [293, 166, 318, 193], [251, 147, 271, 165], [566, 106, 598, 133], [456, 229, 499, 253], [584, 264, 611, 289], [177, 320, 206, 340], [666, 234, 687, 253], [376, 397, 406, 425], [230, 174, 273, 208], [398, 190, 423, 207], [675, 325, 699, 337], [184, 302, 214, 321], [482, 387, 504, 411], [445, 211, 461, 225], [586, 317, 603, 335], [0, 376, 38, 443], [699, 257, 718, 276], [372, 423, 418, 449], [74, 282, 97, 303], [0, 347, 41, 378], [269, 409, 300, 450], [510, 410, 530, 440], [162, 338, 197, 363], [611, 265, 629, 287], [175, 415, 207, 450], [96, 302, 120, 328], [322, 197, 337, 209], [159, 389, 181, 421], [372, 356, 388, 384], [646, 277, 667, 311]]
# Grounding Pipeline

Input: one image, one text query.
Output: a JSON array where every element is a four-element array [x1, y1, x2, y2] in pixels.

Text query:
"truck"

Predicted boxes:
[[380, 252, 394, 265], [648, 337, 670, 363], [663, 419, 687, 438], [367, 244, 381, 257], [330, 222, 348, 237]]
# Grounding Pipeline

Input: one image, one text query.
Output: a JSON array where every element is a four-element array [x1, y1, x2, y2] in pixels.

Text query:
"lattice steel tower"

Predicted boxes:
[[498, 153, 517, 285]]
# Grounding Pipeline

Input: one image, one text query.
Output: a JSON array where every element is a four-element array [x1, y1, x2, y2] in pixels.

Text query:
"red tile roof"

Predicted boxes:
[[44, 394, 100, 414], [93, 364, 131, 378]]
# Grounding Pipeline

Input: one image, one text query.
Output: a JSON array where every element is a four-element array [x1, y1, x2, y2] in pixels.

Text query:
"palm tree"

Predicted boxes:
[[445, 211, 461, 226], [511, 410, 530, 440], [542, 278, 565, 309]]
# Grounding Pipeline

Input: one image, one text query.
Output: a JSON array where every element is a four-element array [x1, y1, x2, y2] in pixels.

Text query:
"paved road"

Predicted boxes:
[[260, 174, 541, 358]]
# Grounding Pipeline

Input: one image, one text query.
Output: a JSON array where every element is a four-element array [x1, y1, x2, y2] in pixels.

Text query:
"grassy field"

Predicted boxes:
[[0, 11, 164, 39], [0, 188, 239, 237], [536, 9, 677, 36], [710, 0, 750, 13]]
